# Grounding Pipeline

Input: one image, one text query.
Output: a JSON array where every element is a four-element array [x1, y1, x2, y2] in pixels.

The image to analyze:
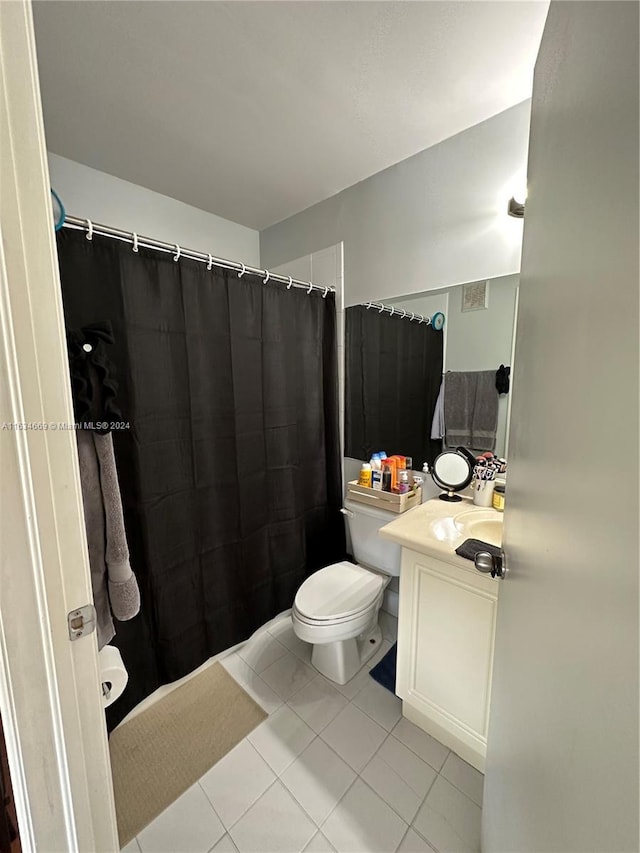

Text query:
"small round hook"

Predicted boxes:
[[410, 312, 415, 321], [207, 254, 213, 271], [307, 282, 313, 294], [173, 244, 181, 262], [401, 310, 407, 319], [263, 270, 270, 284], [323, 286, 329, 298], [366, 302, 372, 310], [86, 219, 93, 241], [132, 232, 139, 253], [287, 276, 293, 290], [238, 264, 246, 278], [390, 307, 395, 317], [378, 304, 384, 313]]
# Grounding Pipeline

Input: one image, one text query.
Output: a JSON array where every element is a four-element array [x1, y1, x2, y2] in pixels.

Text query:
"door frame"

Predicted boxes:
[[0, 2, 118, 849]]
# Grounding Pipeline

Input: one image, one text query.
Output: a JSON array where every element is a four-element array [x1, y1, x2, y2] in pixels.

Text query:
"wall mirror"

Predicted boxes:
[[344, 274, 518, 469]]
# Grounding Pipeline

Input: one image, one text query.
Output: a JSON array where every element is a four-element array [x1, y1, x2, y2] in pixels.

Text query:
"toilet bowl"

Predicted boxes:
[[292, 499, 402, 685]]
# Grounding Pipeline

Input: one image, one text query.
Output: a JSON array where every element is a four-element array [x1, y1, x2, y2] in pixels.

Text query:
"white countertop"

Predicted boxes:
[[378, 494, 503, 572]]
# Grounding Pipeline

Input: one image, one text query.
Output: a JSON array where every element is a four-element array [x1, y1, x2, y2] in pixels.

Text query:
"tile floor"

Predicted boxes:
[[121, 611, 483, 853]]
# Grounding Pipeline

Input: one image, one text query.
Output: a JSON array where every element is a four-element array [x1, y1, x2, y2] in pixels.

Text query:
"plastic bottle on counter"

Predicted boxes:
[[381, 463, 392, 492], [493, 483, 506, 512], [397, 469, 410, 494], [358, 463, 372, 488], [371, 469, 383, 490]]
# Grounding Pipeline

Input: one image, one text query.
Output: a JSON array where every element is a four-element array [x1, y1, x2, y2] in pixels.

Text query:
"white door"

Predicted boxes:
[[0, 2, 118, 849], [482, 3, 638, 851]]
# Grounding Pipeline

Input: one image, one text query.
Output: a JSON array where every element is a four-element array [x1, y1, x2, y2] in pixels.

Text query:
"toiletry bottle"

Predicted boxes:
[[358, 462, 372, 489], [493, 483, 505, 512], [397, 469, 409, 494], [371, 469, 383, 491], [381, 462, 392, 492]]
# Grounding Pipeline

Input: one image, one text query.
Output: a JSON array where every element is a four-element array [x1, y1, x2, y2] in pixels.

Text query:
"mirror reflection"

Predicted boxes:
[[345, 274, 518, 468]]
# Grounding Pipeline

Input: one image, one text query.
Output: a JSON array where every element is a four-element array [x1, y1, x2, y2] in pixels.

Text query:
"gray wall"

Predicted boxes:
[[260, 102, 529, 305], [49, 154, 260, 265]]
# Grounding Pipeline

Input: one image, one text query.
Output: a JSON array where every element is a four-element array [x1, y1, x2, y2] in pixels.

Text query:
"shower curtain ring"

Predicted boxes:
[[366, 302, 372, 310], [401, 310, 406, 319], [207, 254, 213, 270], [378, 304, 384, 313], [263, 270, 270, 284], [323, 286, 329, 298], [86, 219, 93, 241], [390, 307, 394, 316], [287, 276, 293, 290], [307, 282, 313, 294], [173, 244, 181, 262], [132, 232, 139, 253], [410, 312, 415, 321], [238, 264, 246, 278]]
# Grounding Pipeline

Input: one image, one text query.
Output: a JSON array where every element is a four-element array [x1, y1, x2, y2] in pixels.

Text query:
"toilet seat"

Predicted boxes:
[[294, 561, 385, 623]]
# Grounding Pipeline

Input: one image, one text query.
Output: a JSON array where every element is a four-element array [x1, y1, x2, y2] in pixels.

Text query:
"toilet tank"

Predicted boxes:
[[343, 498, 402, 576]]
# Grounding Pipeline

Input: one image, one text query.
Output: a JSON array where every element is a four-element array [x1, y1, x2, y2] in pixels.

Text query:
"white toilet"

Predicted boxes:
[[291, 499, 401, 684]]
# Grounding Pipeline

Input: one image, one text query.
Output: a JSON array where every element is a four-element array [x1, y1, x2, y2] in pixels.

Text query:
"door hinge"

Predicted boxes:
[[67, 604, 96, 641]]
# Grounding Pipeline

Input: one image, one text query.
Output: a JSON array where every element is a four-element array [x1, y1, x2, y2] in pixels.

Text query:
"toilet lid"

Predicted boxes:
[[295, 562, 385, 621]]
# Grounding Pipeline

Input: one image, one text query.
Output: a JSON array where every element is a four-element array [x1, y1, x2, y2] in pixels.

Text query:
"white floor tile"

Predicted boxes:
[[397, 828, 436, 852], [210, 834, 239, 852], [366, 639, 394, 671], [352, 680, 402, 731], [303, 832, 336, 852], [361, 735, 437, 824], [229, 781, 316, 853], [268, 619, 313, 663], [440, 752, 484, 807], [287, 675, 348, 733], [239, 631, 288, 673], [392, 718, 450, 771], [330, 663, 372, 701], [220, 653, 283, 714], [260, 651, 316, 700], [412, 776, 481, 853], [137, 784, 225, 853], [120, 840, 141, 852], [248, 705, 315, 774], [280, 738, 356, 825], [321, 779, 407, 853], [199, 739, 275, 829], [320, 704, 387, 772]]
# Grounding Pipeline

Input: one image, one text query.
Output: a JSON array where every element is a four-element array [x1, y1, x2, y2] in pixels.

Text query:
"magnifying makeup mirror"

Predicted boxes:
[[430, 447, 475, 501]]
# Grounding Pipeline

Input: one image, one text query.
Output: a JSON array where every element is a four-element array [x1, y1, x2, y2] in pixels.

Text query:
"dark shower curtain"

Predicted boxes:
[[345, 304, 443, 468], [56, 230, 345, 729]]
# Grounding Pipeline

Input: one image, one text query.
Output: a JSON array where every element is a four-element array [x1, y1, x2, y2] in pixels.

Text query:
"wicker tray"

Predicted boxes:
[[346, 480, 422, 514]]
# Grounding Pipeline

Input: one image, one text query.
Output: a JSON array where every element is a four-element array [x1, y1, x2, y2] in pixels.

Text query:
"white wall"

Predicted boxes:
[[49, 154, 260, 265], [260, 102, 529, 305]]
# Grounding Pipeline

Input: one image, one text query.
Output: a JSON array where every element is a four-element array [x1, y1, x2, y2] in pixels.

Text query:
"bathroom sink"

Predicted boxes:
[[455, 510, 503, 547]]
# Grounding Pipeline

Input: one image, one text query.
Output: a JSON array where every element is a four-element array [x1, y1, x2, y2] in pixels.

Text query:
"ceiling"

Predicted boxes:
[[33, 1, 549, 231]]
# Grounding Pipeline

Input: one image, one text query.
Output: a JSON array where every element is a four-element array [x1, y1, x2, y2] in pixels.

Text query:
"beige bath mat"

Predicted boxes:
[[109, 661, 267, 846]]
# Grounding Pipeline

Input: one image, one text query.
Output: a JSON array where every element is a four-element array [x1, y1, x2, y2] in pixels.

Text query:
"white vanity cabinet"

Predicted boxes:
[[396, 545, 499, 772]]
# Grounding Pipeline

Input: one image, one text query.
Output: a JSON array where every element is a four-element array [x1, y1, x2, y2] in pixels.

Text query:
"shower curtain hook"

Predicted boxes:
[[173, 244, 181, 262], [323, 286, 329, 298], [401, 310, 407, 319], [378, 304, 384, 313], [238, 264, 246, 278], [207, 254, 213, 270], [307, 282, 313, 294], [410, 312, 415, 321], [390, 307, 395, 317], [263, 270, 270, 284], [86, 219, 93, 241], [132, 232, 139, 253], [287, 276, 293, 290]]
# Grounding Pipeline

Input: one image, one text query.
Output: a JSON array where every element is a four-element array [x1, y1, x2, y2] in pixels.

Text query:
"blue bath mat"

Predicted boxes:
[[369, 642, 397, 694]]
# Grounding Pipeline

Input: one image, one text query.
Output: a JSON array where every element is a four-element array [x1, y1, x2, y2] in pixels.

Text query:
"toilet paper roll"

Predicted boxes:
[[98, 644, 128, 708]]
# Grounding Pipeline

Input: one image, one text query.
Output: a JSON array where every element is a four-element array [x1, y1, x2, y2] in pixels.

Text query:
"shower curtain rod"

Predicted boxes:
[[61, 216, 336, 296], [361, 300, 433, 326]]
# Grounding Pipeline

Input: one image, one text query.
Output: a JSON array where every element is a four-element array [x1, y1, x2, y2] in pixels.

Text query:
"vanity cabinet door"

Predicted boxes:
[[396, 548, 499, 771]]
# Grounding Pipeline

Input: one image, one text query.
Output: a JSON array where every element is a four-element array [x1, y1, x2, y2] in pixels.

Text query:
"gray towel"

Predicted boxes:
[[77, 431, 140, 650], [444, 370, 499, 451]]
